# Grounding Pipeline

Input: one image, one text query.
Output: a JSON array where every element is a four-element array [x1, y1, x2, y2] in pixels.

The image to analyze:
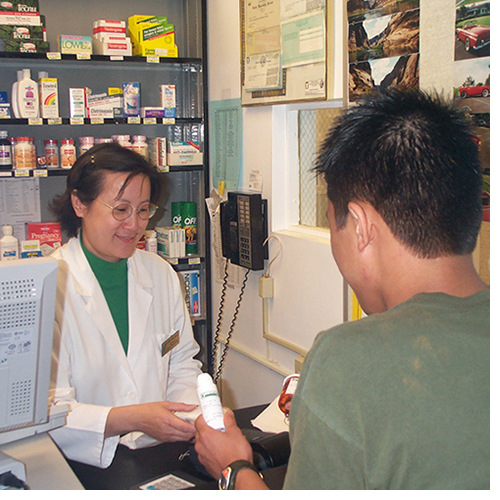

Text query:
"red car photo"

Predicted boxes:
[[459, 85, 490, 98], [456, 24, 490, 52]]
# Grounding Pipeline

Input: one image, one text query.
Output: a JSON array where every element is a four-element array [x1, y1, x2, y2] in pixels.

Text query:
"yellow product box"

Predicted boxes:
[[128, 15, 177, 58]]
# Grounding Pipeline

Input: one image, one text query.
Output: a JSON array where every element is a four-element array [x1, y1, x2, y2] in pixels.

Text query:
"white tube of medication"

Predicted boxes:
[[197, 373, 226, 431]]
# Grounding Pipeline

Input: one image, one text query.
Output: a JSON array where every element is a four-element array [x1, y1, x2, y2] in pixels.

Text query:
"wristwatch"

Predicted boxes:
[[218, 460, 263, 490]]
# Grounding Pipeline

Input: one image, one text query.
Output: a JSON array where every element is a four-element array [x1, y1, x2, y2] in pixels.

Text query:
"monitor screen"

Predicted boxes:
[[0, 257, 58, 445]]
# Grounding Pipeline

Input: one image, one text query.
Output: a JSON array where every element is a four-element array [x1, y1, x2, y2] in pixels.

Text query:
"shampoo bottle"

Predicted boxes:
[[11, 70, 22, 119], [17, 68, 39, 119], [197, 373, 225, 431], [0, 225, 19, 260]]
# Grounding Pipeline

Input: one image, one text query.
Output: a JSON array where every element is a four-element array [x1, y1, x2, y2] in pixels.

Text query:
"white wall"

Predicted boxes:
[[207, 0, 345, 409]]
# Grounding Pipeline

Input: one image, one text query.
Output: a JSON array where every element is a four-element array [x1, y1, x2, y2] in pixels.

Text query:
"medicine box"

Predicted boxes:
[[128, 15, 177, 58], [148, 137, 167, 170], [178, 269, 201, 317], [159, 84, 176, 118], [0, 11, 41, 26], [25, 222, 62, 257], [69, 87, 88, 118], [58, 35, 93, 55], [0, 0, 39, 12], [0, 25, 44, 41], [167, 141, 203, 166]]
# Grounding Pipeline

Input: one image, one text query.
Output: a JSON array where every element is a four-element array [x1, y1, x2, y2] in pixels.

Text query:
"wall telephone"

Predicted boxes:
[[220, 192, 268, 271]]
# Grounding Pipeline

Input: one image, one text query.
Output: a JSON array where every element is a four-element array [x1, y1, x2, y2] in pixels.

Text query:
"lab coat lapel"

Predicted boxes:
[[67, 238, 135, 380], [126, 254, 154, 370]]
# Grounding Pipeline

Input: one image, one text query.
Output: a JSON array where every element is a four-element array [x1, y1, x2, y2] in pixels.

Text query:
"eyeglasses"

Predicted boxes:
[[97, 199, 158, 221]]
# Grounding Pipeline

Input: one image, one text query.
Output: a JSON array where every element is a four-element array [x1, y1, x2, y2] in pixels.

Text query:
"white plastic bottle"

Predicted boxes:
[[197, 373, 225, 431], [145, 230, 157, 253], [17, 68, 39, 119], [0, 225, 19, 260], [11, 70, 23, 119]]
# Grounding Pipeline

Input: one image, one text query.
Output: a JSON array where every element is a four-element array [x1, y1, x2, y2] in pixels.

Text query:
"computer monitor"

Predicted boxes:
[[0, 257, 58, 446]]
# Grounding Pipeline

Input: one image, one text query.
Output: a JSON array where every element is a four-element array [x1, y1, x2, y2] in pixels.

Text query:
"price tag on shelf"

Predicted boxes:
[[163, 118, 175, 125], [146, 56, 160, 64], [110, 56, 124, 61], [127, 117, 141, 124], [33, 169, 48, 177], [46, 52, 62, 60], [76, 53, 91, 60], [143, 117, 156, 125], [14, 168, 30, 177], [0, 171, 12, 177], [90, 117, 104, 125], [70, 118, 85, 125], [188, 257, 201, 265], [48, 118, 62, 125], [28, 118, 43, 126]]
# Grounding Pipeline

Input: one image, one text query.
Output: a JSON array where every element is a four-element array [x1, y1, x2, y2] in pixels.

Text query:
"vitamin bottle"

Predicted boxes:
[[79, 136, 95, 156], [0, 131, 12, 170], [115, 135, 132, 149], [0, 225, 19, 260], [132, 135, 148, 159], [278, 374, 300, 417], [60, 139, 76, 169], [14, 137, 35, 169], [145, 230, 157, 253], [44, 139, 59, 168], [197, 373, 225, 431]]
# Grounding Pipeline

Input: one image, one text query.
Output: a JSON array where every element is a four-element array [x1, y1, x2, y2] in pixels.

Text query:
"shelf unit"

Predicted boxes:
[[0, 0, 212, 369]]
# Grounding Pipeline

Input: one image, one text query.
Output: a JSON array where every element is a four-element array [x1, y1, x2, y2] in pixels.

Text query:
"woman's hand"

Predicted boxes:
[[105, 401, 198, 442]]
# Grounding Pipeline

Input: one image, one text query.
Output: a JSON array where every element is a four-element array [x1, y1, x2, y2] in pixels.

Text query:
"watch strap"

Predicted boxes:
[[219, 459, 262, 490]]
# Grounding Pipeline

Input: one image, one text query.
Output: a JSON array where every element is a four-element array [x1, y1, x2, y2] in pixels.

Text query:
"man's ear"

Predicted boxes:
[[347, 201, 374, 251], [71, 191, 85, 218]]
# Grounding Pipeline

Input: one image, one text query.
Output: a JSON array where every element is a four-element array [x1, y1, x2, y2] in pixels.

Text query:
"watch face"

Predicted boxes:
[[219, 466, 232, 490]]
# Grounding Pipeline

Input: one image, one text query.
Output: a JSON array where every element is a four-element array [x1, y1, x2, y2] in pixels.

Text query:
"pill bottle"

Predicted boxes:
[[79, 136, 95, 156], [0, 131, 12, 170], [44, 139, 59, 168], [0, 224, 18, 260], [115, 134, 132, 149], [132, 135, 148, 159], [60, 139, 76, 169], [197, 373, 225, 431], [95, 138, 113, 145], [14, 137, 35, 169], [278, 374, 300, 417], [145, 230, 157, 253]]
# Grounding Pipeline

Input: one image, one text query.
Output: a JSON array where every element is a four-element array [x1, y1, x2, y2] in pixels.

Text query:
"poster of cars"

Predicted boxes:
[[453, 1, 490, 219], [347, 0, 420, 101]]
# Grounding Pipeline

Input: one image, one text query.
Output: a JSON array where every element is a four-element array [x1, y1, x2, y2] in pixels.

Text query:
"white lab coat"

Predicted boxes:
[[49, 237, 202, 468]]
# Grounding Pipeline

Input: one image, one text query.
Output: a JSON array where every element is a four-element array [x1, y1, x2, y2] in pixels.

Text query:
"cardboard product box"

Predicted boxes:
[[148, 137, 167, 170], [0, 0, 39, 12], [155, 226, 174, 258], [0, 11, 40, 26], [25, 222, 62, 256], [0, 24, 44, 41], [92, 35, 132, 56], [178, 269, 201, 317], [58, 35, 92, 55], [167, 141, 203, 166], [1, 38, 49, 52], [128, 16, 177, 58]]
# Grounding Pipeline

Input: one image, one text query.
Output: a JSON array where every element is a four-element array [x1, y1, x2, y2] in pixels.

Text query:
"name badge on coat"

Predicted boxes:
[[162, 330, 180, 357]]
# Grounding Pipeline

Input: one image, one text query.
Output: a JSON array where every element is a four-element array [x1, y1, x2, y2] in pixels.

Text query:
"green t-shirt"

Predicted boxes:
[[284, 291, 490, 490], [80, 237, 129, 354]]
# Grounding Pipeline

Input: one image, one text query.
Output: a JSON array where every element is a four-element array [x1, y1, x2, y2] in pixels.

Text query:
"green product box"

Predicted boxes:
[[0, 0, 39, 12], [1, 38, 49, 52], [0, 24, 44, 40]]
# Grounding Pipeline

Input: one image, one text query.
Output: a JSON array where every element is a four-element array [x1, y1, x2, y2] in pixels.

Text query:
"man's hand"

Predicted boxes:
[[106, 401, 198, 442], [194, 409, 253, 479]]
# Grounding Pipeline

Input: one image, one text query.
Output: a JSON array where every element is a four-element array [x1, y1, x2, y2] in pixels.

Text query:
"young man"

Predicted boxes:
[[194, 90, 490, 489]]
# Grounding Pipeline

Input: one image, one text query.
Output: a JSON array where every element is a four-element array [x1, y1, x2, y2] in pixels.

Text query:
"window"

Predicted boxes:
[[298, 107, 343, 228]]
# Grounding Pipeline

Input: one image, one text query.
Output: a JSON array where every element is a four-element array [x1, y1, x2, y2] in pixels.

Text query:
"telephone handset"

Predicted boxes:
[[220, 192, 268, 271]]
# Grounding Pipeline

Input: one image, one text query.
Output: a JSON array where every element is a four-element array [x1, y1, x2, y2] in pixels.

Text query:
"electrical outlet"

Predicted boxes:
[[294, 356, 304, 373]]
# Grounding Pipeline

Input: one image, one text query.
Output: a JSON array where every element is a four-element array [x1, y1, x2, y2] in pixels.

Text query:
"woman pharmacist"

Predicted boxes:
[[48, 143, 202, 468]]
